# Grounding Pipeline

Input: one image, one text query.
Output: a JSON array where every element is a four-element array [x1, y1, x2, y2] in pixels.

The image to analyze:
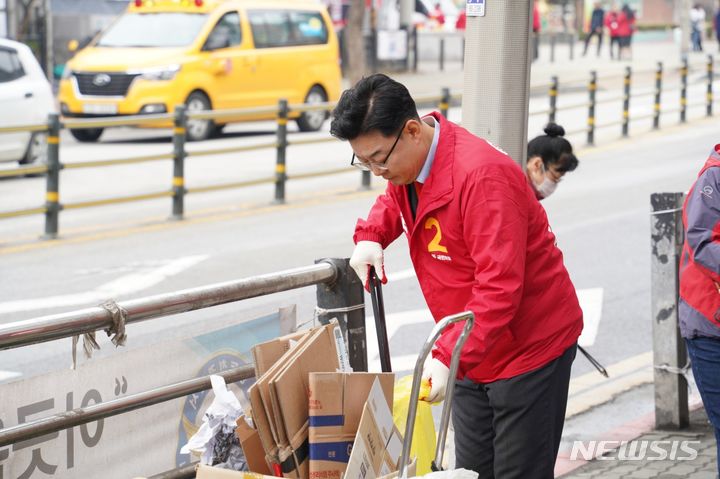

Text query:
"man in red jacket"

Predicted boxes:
[[331, 74, 583, 478]]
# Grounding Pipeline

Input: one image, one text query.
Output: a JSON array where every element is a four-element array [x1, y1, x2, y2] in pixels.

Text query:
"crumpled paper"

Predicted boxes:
[[180, 375, 248, 470]]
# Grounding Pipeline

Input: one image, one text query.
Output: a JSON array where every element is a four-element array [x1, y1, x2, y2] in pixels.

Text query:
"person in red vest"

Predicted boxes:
[[604, 8, 621, 60], [679, 143, 720, 473], [616, 4, 636, 60], [332, 73, 583, 478], [532, 1, 541, 60], [455, 10, 466, 30]]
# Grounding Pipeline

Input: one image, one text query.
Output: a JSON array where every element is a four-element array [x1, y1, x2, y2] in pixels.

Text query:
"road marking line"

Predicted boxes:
[[0, 370, 22, 381], [577, 288, 603, 347], [0, 255, 208, 315]]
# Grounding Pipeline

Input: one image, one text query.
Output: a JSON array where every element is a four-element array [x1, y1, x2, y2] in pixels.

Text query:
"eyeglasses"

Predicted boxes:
[[350, 128, 403, 172]]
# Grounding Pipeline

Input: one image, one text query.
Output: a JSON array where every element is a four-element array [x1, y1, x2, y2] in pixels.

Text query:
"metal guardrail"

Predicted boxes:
[[0, 55, 718, 238], [0, 258, 365, 479]]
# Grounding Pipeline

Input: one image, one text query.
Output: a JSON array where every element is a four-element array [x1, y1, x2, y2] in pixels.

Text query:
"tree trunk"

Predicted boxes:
[[344, 0, 367, 86]]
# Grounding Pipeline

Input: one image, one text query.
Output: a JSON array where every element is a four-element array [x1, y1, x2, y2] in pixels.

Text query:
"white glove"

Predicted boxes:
[[421, 358, 450, 403], [350, 241, 386, 291]]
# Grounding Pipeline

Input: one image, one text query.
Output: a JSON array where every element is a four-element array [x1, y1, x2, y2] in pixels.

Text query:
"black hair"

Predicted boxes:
[[527, 123, 579, 173], [330, 73, 420, 141]]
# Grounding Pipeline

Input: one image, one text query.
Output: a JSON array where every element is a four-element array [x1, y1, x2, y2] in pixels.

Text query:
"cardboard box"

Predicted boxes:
[[270, 322, 351, 478], [252, 331, 308, 378], [345, 378, 404, 479], [195, 464, 276, 479], [308, 372, 395, 479], [249, 322, 350, 478], [236, 417, 272, 475]]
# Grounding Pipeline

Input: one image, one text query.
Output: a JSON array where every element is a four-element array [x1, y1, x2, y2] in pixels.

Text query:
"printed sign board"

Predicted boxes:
[[0, 306, 296, 479], [466, 0, 486, 17]]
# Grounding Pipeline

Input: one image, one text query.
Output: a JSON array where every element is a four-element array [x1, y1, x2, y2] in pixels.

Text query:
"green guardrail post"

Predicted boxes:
[[440, 87, 450, 118], [43, 113, 61, 239], [707, 55, 714, 117], [680, 58, 688, 123], [587, 71, 597, 146], [653, 62, 663, 130], [622, 66, 631, 137], [549, 75, 558, 124], [275, 99, 288, 204], [171, 105, 187, 220]]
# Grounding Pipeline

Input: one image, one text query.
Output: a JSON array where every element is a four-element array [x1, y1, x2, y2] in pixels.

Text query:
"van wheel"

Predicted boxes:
[[70, 128, 104, 142], [296, 86, 328, 132], [20, 132, 48, 166], [185, 91, 214, 141]]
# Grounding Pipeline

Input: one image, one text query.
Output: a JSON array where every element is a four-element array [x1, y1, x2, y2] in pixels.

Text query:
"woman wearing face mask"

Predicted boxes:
[[526, 123, 579, 199]]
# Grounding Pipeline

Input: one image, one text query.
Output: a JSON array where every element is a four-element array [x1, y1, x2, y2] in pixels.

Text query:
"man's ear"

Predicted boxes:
[[405, 119, 423, 141]]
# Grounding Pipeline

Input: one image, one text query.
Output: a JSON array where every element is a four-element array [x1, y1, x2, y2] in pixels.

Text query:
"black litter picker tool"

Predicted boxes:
[[369, 266, 392, 373], [578, 345, 609, 378]]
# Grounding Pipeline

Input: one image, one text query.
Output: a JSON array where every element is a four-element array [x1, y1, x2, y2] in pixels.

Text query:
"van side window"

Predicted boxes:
[[203, 11, 242, 51], [248, 10, 328, 48], [0, 48, 25, 83]]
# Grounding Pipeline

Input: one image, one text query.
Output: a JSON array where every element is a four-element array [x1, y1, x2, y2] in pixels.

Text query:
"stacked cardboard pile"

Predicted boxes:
[[205, 322, 408, 479]]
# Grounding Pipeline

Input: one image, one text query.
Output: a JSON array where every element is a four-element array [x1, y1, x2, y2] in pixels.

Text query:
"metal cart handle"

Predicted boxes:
[[398, 311, 475, 479]]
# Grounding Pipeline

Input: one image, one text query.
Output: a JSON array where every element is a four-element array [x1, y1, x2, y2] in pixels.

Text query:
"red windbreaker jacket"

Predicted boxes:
[[354, 113, 583, 382]]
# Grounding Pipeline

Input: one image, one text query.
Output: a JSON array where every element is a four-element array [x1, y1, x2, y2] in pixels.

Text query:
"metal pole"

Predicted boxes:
[[622, 66, 631, 137], [275, 99, 288, 204], [461, 0, 532, 167], [549, 75, 558, 124], [439, 37, 445, 71], [412, 27, 418, 72], [569, 33, 574, 60], [650, 192, 689, 429], [361, 170, 371, 190], [680, 58, 688, 123], [653, 62, 663, 130], [440, 87, 450, 118], [0, 365, 254, 448], [587, 71, 597, 146], [369, 268, 391, 373], [707, 55, 714, 117], [550, 34, 556, 63], [315, 258, 367, 372], [0, 262, 337, 350], [171, 105, 186, 220], [43, 113, 60, 239]]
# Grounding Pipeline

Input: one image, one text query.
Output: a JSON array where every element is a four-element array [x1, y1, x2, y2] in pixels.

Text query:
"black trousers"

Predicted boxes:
[[583, 30, 603, 55], [453, 344, 577, 479]]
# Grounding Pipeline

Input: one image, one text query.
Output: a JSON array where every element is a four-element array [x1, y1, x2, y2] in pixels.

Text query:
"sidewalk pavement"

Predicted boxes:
[[386, 35, 714, 99], [557, 404, 718, 478]]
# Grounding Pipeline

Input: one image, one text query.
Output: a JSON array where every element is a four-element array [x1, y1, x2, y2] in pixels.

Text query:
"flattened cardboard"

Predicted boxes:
[[270, 323, 348, 478], [236, 417, 272, 475], [252, 331, 307, 378], [308, 373, 395, 479], [345, 378, 404, 479]]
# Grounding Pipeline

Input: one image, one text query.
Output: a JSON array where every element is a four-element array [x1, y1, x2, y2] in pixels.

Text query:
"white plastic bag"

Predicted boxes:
[[418, 469, 479, 479], [180, 375, 247, 470]]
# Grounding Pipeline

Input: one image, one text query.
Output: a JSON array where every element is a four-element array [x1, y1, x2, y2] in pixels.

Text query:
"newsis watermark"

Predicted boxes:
[[570, 440, 701, 461]]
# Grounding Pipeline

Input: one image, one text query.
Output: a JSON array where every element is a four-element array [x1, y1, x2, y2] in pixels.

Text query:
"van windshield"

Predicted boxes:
[[97, 13, 208, 47]]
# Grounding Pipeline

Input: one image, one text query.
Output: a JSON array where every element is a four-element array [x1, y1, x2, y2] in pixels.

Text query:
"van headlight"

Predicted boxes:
[[61, 66, 73, 80], [137, 65, 181, 81]]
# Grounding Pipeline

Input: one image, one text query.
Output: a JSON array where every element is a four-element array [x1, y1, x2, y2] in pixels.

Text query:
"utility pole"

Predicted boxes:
[[676, 0, 691, 61], [461, 1, 533, 168]]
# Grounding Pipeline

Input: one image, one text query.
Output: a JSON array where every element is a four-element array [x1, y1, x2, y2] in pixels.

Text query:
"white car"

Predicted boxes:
[[0, 38, 56, 166]]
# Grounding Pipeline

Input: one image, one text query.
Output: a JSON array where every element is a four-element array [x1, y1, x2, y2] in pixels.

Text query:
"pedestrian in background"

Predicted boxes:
[[533, 1, 541, 61], [526, 123, 579, 200], [678, 143, 720, 474], [617, 4, 635, 60], [715, 6, 720, 53], [690, 4, 706, 52], [583, 2, 605, 57], [332, 73, 583, 479], [429, 3, 445, 28], [605, 7, 621, 60]]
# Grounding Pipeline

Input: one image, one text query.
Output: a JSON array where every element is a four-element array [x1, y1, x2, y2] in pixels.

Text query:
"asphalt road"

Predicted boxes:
[[1, 107, 717, 380]]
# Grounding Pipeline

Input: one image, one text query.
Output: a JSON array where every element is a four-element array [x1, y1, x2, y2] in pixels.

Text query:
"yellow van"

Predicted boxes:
[[58, 0, 341, 142]]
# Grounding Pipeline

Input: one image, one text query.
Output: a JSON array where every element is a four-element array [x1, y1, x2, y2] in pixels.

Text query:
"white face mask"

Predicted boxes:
[[536, 176, 558, 198]]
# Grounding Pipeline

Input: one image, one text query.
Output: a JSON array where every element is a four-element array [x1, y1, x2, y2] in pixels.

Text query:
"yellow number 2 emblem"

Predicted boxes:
[[424, 217, 448, 253]]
